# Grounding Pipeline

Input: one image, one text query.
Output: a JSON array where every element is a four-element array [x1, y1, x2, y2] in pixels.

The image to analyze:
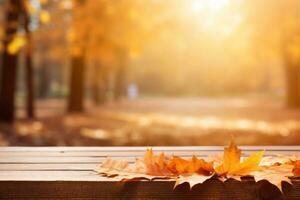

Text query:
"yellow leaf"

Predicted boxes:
[[232, 151, 264, 176], [215, 141, 264, 176], [215, 141, 241, 175]]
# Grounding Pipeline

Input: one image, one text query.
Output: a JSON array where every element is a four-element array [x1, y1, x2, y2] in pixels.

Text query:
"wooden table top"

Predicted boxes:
[[0, 146, 300, 181], [1, 146, 300, 199]]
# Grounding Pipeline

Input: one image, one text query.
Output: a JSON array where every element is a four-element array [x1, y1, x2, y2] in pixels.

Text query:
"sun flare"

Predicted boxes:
[[190, 0, 229, 13]]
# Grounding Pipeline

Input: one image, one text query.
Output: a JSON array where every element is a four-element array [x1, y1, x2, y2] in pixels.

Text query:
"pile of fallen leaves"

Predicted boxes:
[[96, 142, 300, 191]]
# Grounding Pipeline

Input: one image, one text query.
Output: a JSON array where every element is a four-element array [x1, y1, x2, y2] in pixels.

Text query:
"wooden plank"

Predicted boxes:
[[0, 155, 222, 164], [1, 146, 300, 152], [1, 150, 300, 157], [0, 152, 217, 158], [1, 154, 296, 164], [0, 156, 112, 164], [1, 147, 300, 199], [0, 179, 296, 199], [0, 163, 97, 171], [0, 171, 108, 181]]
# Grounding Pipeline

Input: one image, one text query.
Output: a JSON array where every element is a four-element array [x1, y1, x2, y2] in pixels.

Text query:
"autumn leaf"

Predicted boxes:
[[175, 174, 214, 189], [7, 36, 26, 55], [292, 160, 300, 176], [97, 148, 214, 183], [40, 10, 51, 24], [231, 151, 265, 175], [97, 149, 173, 179], [167, 156, 188, 174], [215, 141, 241, 176], [99, 158, 129, 173], [144, 149, 173, 176], [167, 155, 214, 175], [251, 164, 293, 191], [261, 155, 298, 166], [95, 145, 300, 193], [97, 157, 170, 181], [215, 141, 264, 177], [192, 156, 215, 175]]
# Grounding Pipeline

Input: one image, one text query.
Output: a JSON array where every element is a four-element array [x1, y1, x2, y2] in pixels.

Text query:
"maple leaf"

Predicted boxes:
[[98, 158, 129, 173], [97, 157, 170, 181], [167, 155, 214, 175], [191, 155, 214, 175], [96, 146, 300, 193], [261, 155, 298, 166], [143, 149, 173, 176], [168, 155, 214, 189], [251, 164, 293, 191], [215, 141, 264, 177], [292, 160, 300, 176], [174, 174, 214, 189]]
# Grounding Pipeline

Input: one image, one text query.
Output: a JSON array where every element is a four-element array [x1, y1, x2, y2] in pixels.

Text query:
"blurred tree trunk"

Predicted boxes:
[[93, 62, 107, 104], [285, 64, 300, 108], [92, 63, 100, 104], [38, 61, 50, 98], [68, 55, 85, 112], [282, 35, 300, 108], [0, 0, 22, 123], [114, 66, 126, 100], [113, 49, 127, 100], [23, 1, 35, 119]]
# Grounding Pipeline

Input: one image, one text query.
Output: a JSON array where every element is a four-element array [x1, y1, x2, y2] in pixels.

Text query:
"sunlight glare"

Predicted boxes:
[[191, 0, 203, 13], [207, 0, 229, 12], [190, 0, 229, 13]]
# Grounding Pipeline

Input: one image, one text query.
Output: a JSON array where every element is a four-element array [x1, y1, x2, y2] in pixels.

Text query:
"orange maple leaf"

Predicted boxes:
[[167, 155, 214, 175], [215, 141, 264, 176], [144, 149, 173, 176], [143, 149, 214, 176], [292, 160, 300, 176]]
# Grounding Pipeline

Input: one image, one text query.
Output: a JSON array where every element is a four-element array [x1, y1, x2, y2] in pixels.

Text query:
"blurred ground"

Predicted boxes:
[[1, 97, 300, 146]]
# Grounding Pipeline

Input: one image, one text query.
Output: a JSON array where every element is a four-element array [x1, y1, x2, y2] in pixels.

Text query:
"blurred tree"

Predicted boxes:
[[68, 53, 85, 112], [243, 0, 300, 107], [0, 0, 22, 123], [92, 60, 107, 104], [34, 0, 70, 99], [22, 0, 35, 119], [114, 48, 127, 100], [67, 0, 87, 112], [67, 0, 159, 107]]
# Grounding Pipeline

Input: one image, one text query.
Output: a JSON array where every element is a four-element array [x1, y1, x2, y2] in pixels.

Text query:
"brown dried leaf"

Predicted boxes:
[[97, 157, 169, 181]]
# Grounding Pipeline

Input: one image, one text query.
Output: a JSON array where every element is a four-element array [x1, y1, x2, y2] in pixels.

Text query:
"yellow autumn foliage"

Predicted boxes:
[[40, 10, 51, 24], [7, 36, 26, 55]]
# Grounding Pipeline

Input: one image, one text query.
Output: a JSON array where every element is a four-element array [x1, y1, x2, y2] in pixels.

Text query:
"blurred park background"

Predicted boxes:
[[0, 0, 300, 146]]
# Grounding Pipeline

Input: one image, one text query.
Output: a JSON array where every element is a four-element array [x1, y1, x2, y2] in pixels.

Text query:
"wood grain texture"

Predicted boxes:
[[0, 179, 297, 199], [0, 146, 300, 199]]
